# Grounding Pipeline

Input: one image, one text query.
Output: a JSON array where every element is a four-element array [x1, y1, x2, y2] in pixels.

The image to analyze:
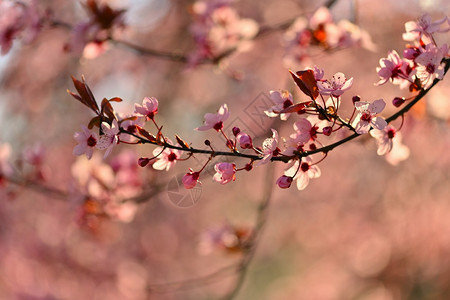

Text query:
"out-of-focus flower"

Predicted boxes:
[[284, 157, 321, 191], [152, 140, 181, 171], [352, 99, 387, 134], [134, 97, 159, 121], [403, 14, 449, 43], [188, 0, 258, 66], [182, 170, 200, 189], [67, 0, 125, 57], [73, 125, 99, 160], [196, 104, 229, 131], [370, 126, 397, 155], [385, 133, 410, 165], [257, 129, 280, 166], [317, 72, 353, 97], [96, 120, 120, 158], [0, 0, 41, 55], [276, 175, 293, 189], [265, 90, 294, 121], [198, 223, 251, 254], [283, 7, 375, 66], [22, 143, 45, 166], [213, 162, 236, 184]]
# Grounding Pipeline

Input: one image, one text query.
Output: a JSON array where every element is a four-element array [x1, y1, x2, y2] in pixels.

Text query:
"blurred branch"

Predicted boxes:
[[48, 0, 341, 65]]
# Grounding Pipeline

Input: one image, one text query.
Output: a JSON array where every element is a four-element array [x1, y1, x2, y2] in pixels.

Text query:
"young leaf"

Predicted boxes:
[[289, 69, 319, 100], [68, 76, 100, 114], [279, 101, 313, 114], [175, 135, 190, 149]]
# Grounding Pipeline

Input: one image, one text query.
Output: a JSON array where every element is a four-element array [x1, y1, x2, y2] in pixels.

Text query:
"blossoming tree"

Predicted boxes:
[[0, 0, 449, 299]]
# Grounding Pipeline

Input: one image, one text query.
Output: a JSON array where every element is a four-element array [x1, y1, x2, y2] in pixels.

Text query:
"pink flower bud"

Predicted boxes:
[[182, 171, 200, 189], [403, 47, 420, 60], [392, 97, 405, 107], [276, 175, 293, 189], [236, 132, 253, 149], [138, 157, 150, 167], [213, 162, 236, 184], [232, 127, 240, 136], [322, 126, 332, 136]]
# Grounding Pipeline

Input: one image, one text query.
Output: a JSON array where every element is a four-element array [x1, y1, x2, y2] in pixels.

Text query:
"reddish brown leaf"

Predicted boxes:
[[279, 101, 312, 113], [108, 97, 122, 103], [289, 69, 319, 100], [101, 98, 116, 121], [137, 126, 156, 143], [175, 135, 190, 149], [69, 76, 100, 114], [88, 116, 102, 129]]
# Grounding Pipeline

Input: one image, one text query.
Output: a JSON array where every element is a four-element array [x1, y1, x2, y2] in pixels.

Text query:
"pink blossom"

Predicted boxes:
[[352, 99, 387, 134], [376, 50, 412, 88], [385, 134, 410, 166], [265, 90, 294, 121], [257, 129, 280, 166], [73, 125, 99, 160], [370, 126, 397, 155], [96, 120, 120, 158], [290, 118, 318, 145], [403, 14, 449, 42], [152, 140, 181, 171], [415, 44, 445, 89], [22, 143, 45, 166], [182, 170, 200, 189], [134, 97, 159, 120], [284, 157, 321, 191], [196, 104, 229, 131], [236, 132, 252, 149], [317, 72, 353, 97], [276, 175, 293, 189], [213, 162, 236, 184]]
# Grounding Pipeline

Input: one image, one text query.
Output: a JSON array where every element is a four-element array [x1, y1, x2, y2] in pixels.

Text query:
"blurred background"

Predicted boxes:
[[0, 0, 449, 299]]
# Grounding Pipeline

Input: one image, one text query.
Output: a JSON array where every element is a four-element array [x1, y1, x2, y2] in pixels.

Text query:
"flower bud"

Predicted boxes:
[[236, 132, 253, 149], [182, 171, 200, 189], [138, 157, 150, 167], [352, 96, 361, 104], [322, 126, 332, 136], [232, 127, 240, 136], [392, 97, 405, 107], [276, 175, 293, 189]]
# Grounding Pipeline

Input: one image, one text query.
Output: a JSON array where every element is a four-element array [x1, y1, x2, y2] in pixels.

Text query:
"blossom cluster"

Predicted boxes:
[[188, 0, 259, 66], [283, 6, 376, 66], [0, 0, 41, 55], [376, 14, 449, 90], [67, 14, 448, 194]]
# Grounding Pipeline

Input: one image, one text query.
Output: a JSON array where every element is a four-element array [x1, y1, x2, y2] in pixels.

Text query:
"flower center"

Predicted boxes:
[[361, 112, 372, 122], [213, 121, 223, 131], [168, 152, 177, 162], [300, 162, 310, 172], [387, 128, 396, 139], [426, 63, 435, 74], [87, 135, 97, 147]]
